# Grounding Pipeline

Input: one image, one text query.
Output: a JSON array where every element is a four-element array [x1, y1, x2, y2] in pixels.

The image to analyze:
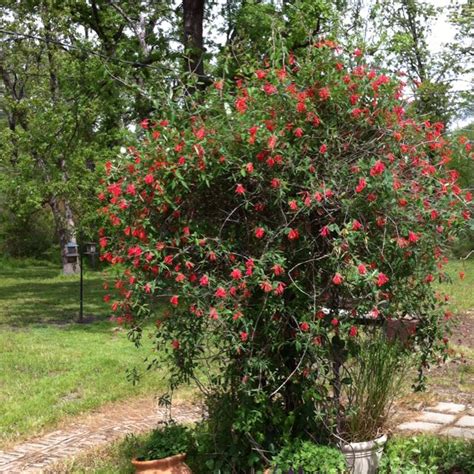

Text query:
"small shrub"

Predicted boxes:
[[134, 423, 191, 461], [379, 435, 474, 473], [271, 440, 347, 474]]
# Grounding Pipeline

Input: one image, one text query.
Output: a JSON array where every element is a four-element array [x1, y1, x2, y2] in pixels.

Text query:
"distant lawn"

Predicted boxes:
[[439, 259, 474, 314], [0, 258, 172, 448], [0, 258, 110, 326]]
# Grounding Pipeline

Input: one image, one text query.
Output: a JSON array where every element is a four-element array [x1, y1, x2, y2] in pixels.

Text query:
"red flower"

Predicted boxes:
[[349, 326, 358, 337], [370, 160, 385, 176], [319, 144, 328, 154], [319, 87, 330, 100], [332, 273, 343, 285], [299, 322, 310, 332], [215, 287, 227, 298], [376, 273, 389, 287], [296, 101, 306, 113], [320, 226, 330, 237], [272, 264, 284, 276], [255, 227, 265, 239], [294, 127, 304, 138], [408, 231, 419, 243], [209, 307, 219, 320], [289, 200, 298, 210], [459, 271, 465, 280], [356, 178, 367, 193], [230, 268, 242, 280], [271, 178, 281, 188], [171, 339, 180, 350], [246, 162, 254, 173], [268, 135, 277, 149], [370, 308, 380, 318], [235, 96, 248, 114], [274, 282, 286, 295], [126, 183, 136, 195], [352, 220, 362, 231], [260, 281, 273, 293], [331, 318, 339, 327], [288, 228, 299, 240], [235, 183, 245, 195], [357, 264, 367, 275], [240, 331, 248, 342], [263, 83, 277, 95], [170, 295, 179, 306]]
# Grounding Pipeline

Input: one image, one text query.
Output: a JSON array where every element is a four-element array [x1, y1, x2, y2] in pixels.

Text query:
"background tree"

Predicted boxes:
[[1, 0, 472, 267]]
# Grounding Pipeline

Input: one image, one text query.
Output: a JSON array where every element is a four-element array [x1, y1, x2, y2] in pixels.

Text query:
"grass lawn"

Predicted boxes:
[[0, 258, 171, 448], [438, 259, 474, 313]]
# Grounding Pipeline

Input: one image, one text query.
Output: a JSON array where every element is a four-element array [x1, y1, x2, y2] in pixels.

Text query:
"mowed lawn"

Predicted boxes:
[[0, 259, 169, 448], [439, 259, 474, 313]]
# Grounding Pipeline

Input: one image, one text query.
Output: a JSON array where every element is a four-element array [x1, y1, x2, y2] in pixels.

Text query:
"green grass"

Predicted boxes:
[[439, 258, 474, 313], [0, 258, 110, 326], [0, 258, 171, 448]]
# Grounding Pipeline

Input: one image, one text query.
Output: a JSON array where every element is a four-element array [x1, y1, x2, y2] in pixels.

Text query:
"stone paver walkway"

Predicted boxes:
[[397, 401, 474, 439], [0, 400, 202, 473]]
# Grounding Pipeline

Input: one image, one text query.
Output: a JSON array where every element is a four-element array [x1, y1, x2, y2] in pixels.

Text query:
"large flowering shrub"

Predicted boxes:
[[99, 41, 471, 467]]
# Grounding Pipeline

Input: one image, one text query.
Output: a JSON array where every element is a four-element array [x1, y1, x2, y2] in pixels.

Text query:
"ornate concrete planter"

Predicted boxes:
[[340, 434, 387, 474]]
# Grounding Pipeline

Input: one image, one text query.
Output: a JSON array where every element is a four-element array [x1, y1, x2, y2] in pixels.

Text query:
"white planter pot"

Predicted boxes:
[[340, 434, 387, 474]]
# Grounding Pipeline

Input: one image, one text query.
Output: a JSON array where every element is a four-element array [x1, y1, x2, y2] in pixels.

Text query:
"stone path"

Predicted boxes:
[[0, 400, 202, 473], [397, 401, 474, 439]]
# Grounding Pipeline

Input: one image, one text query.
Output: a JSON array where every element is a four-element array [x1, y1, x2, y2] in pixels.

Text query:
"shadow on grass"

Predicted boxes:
[[0, 262, 111, 327]]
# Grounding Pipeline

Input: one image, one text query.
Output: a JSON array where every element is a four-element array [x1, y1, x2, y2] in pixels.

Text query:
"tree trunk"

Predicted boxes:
[[183, 0, 206, 83], [50, 197, 80, 275]]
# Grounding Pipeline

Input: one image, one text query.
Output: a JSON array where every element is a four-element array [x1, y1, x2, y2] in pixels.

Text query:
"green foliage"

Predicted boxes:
[[0, 207, 55, 258], [271, 440, 347, 474], [379, 435, 474, 473], [135, 423, 191, 461]]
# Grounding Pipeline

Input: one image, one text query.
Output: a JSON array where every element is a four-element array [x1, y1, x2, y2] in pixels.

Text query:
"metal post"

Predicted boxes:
[[79, 245, 84, 323]]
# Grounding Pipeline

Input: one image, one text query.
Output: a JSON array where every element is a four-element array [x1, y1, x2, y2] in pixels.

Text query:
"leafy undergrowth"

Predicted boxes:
[[379, 435, 474, 473], [45, 431, 474, 474]]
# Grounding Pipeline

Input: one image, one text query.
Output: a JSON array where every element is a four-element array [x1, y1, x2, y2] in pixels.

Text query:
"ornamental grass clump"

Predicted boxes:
[[341, 335, 410, 442], [99, 39, 472, 470]]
